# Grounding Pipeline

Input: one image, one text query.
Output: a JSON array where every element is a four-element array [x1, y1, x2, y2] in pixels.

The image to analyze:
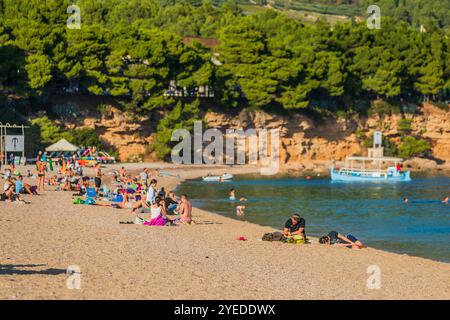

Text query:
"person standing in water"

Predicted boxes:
[[229, 189, 236, 201]]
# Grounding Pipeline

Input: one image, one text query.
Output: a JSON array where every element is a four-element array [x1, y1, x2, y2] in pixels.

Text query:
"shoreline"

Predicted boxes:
[[174, 167, 450, 264], [1, 163, 449, 299]]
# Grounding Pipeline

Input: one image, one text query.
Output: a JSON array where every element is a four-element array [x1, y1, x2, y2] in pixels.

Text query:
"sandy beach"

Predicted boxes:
[[1, 163, 449, 300]]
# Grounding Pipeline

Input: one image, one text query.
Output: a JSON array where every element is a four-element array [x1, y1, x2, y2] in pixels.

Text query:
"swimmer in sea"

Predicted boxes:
[[229, 188, 236, 201], [443, 196, 449, 204], [403, 197, 409, 203]]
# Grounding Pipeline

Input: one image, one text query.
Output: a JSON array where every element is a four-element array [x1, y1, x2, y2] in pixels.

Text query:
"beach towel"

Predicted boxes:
[[143, 215, 167, 226], [73, 197, 85, 205]]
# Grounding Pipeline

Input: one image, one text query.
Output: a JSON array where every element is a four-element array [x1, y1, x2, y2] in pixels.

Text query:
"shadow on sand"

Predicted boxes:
[[0, 264, 66, 276]]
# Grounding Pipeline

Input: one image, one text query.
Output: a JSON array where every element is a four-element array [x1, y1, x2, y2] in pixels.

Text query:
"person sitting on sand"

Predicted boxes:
[[3, 177, 16, 202], [142, 196, 167, 226], [165, 191, 179, 214], [177, 194, 192, 224], [146, 179, 158, 205], [442, 196, 448, 204], [319, 231, 364, 250], [283, 214, 306, 239], [120, 166, 127, 179], [15, 175, 38, 196]]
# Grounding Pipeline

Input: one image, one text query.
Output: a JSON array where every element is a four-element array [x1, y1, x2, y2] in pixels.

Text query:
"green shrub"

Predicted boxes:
[[155, 100, 201, 160], [397, 118, 412, 132], [370, 100, 401, 118], [31, 117, 72, 145], [398, 136, 431, 158], [383, 139, 399, 157]]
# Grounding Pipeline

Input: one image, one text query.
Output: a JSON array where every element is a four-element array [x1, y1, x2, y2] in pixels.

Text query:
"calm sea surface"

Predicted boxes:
[[177, 174, 450, 262]]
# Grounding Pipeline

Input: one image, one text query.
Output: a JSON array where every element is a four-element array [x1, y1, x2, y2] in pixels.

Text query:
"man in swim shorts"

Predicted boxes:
[[94, 163, 102, 192]]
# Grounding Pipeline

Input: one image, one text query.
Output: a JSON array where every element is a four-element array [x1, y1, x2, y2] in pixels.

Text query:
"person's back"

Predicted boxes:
[[15, 179, 23, 194], [179, 194, 192, 223], [150, 205, 162, 220]]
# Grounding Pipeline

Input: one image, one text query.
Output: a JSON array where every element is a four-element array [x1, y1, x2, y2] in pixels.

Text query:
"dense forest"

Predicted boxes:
[[0, 0, 449, 158]]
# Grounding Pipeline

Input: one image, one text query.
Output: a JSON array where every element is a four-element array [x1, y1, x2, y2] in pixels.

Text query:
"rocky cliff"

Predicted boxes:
[[67, 102, 449, 169]]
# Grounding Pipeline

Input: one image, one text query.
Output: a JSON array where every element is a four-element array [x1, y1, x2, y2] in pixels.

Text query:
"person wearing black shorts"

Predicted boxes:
[[94, 163, 102, 192]]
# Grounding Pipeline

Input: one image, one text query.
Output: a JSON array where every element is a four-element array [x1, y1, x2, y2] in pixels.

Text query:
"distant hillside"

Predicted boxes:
[[212, 0, 449, 29]]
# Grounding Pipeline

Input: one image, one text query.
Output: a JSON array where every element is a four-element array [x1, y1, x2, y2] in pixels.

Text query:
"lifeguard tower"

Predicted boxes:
[[368, 131, 384, 158]]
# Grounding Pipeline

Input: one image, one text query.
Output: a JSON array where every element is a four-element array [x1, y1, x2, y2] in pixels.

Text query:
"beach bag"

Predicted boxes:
[[262, 232, 286, 242], [284, 235, 306, 244]]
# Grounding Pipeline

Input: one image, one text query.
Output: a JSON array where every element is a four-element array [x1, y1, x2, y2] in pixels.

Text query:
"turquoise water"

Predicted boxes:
[[177, 174, 450, 262]]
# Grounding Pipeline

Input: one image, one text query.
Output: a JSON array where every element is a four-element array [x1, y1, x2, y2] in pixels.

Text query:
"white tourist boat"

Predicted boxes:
[[202, 173, 233, 182], [330, 156, 411, 182], [330, 131, 411, 182]]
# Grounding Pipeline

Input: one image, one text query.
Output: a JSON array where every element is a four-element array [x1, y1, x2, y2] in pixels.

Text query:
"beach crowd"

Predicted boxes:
[[1, 152, 448, 250]]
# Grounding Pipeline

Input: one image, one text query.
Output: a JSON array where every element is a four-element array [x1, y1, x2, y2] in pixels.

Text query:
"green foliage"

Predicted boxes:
[[30, 116, 118, 155], [155, 100, 201, 159], [398, 136, 431, 158], [1, 0, 449, 155], [397, 118, 412, 132], [369, 100, 401, 118], [31, 117, 72, 145]]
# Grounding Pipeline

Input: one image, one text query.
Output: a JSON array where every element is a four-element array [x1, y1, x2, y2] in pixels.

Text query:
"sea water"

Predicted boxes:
[[177, 174, 450, 262]]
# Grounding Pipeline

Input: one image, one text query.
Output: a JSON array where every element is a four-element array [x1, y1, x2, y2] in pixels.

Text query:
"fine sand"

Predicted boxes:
[[1, 163, 449, 300]]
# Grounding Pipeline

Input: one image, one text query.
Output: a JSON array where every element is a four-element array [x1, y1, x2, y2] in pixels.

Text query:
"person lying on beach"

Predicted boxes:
[[283, 214, 306, 239], [318, 231, 364, 250]]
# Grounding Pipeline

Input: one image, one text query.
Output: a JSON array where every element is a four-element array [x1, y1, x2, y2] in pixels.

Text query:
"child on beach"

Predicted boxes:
[[236, 205, 246, 216]]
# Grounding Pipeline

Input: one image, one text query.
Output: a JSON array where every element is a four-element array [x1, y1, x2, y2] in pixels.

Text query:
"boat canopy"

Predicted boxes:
[[345, 156, 403, 162]]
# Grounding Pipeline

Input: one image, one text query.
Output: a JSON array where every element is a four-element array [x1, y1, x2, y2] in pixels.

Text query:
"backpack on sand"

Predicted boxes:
[[262, 231, 286, 242]]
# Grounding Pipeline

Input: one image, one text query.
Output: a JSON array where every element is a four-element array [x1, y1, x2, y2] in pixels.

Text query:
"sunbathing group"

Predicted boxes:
[[74, 168, 193, 227], [1, 173, 39, 203]]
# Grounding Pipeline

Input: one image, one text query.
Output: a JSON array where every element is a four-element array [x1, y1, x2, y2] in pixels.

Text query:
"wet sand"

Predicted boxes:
[[1, 163, 449, 299]]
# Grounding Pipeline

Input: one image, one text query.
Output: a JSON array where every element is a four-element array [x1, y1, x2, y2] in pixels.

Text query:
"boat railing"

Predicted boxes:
[[335, 168, 386, 174]]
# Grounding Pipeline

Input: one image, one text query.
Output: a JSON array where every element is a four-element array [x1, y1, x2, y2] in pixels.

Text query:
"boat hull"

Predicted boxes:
[[330, 169, 411, 182], [202, 173, 234, 182]]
